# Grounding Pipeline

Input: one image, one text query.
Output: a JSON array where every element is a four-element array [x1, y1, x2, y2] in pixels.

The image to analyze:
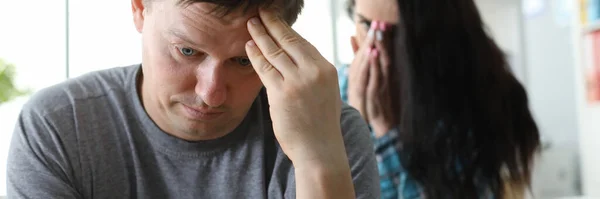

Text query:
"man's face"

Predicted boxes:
[[133, 0, 263, 140]]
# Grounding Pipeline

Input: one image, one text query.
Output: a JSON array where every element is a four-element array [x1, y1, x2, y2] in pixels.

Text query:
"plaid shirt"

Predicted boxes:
[[373, 128, 422, 199]]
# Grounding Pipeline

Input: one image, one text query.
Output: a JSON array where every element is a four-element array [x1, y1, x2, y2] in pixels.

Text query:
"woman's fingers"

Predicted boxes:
[[367, 49, 381, 99], [374, 28, 390, 83], [348, 23, 377, 89], [348, 22, 380, 121], [358, 48, 374, 89], [359, 22, 377, 58], [364, 49, 380, 122]]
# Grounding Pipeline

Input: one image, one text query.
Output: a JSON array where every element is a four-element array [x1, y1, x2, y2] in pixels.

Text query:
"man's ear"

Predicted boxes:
[[132, 0, 146, 33], [350, 36, 359, 54]]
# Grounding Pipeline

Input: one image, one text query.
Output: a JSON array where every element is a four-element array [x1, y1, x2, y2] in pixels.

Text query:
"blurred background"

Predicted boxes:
[[0, 0, 598, 198]]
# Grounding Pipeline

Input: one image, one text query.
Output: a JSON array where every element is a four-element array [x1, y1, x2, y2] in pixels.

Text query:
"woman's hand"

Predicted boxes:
[[348, 21, 396, 137]]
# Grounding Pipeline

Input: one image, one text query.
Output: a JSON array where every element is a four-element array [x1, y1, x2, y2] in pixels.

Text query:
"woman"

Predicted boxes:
[[340, 0, 541, 198]]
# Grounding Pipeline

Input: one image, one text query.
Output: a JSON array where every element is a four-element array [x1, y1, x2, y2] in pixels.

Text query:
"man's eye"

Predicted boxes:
[[235, 57, 252, 66], [179, 47, 196, 56]]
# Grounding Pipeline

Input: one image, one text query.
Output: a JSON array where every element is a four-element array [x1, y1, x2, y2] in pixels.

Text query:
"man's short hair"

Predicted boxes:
[[168, 0, 304, 25]]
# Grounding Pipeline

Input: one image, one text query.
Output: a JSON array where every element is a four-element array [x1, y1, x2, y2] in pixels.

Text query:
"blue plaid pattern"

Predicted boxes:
[[373, 128, 422, 199], [337, 65, 349, 103]]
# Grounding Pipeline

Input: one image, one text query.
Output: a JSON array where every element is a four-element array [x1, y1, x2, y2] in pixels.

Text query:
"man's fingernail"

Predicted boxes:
[[250, 17, 261, 25], [379, 22, 387, 31], [376, 30, 383, 41], [247, 40, 256, 47]]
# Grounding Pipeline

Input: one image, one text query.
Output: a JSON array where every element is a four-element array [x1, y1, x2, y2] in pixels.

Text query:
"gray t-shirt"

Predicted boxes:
[[7, 65, 379, 199]]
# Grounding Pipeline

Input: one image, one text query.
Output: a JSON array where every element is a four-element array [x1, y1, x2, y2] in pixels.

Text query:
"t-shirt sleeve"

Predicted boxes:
[[340, 103, 381, 199], [6, 102, 81, 198]]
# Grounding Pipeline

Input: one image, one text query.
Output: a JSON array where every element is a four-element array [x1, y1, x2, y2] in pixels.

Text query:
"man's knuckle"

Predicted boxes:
[[267, 48, 287, 59], [255, 30, 271, 40], [324, 64, 337, 75], [280, 32, 304, 45], [248, 47, 262, 57], [260, 62, 273, 71], [265, 14, 281, 25]]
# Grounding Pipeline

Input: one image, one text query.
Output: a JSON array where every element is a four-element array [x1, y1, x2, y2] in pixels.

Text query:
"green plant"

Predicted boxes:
[[0, 59, 28, 104]]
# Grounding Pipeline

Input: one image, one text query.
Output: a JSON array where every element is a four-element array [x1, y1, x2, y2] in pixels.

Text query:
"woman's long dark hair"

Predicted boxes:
[[389, 0, 541, 198]]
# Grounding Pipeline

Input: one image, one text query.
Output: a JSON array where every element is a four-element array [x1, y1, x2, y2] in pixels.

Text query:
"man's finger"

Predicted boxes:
[[247, 17, 297, 75], [246, 40, 283, 88], [258, 7, 302, 46], [258, 7, 322, 65]]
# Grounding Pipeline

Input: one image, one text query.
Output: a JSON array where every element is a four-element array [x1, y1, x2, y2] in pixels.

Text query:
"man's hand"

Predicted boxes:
[[245, 7, 355, 199], [348, 21, 396, 137]]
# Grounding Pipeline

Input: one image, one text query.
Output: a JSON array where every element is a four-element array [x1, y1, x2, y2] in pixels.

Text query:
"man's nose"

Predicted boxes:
[[195, 61, 227, 108]]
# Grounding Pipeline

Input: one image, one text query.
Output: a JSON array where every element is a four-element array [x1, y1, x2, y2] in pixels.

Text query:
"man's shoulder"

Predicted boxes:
[[23, 64, 140, 116], [339, 102, 373, 148], [338, 102, 381, 199], [340, 103, 367, 133]]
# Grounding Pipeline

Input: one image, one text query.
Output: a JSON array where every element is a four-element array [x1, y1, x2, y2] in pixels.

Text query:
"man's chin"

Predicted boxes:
[[171, 114, 244, 141], [167, 109, 243, 141], [176, 121, 231, 141]]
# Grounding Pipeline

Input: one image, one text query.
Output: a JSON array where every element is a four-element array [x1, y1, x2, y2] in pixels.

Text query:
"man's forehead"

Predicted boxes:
[[178, 2, 259, 25], [164, 2, 255, 56], [172, 2, 256, 42]]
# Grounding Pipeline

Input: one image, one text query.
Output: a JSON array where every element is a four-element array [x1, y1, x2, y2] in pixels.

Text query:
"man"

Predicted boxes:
[[6, 0, 379, 198]]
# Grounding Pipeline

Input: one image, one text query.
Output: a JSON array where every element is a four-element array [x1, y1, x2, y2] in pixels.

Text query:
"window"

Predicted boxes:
[[68, 0, 142, 78], [0, 1, 67, 196]]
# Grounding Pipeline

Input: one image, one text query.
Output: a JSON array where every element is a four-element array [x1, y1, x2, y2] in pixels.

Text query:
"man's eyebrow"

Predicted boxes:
[[168, 29, 203, 48]]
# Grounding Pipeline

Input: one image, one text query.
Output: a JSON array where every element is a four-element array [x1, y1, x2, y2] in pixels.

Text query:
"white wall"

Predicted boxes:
[[577, 105, 600, 196], [68, 0, 142, 78], [332, 0, 355, 66], [477, 0, 584, 197], [475, 0, 527, 84], [294, 0, 336, 64], [572, 0, 600, 195], [523, 0, 582, 197], [0, 0, 67, 196], [479, 0, 600, 196]]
